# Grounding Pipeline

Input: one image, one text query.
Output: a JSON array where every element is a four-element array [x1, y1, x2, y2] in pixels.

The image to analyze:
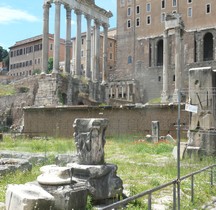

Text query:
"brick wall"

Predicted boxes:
[[23, 105, 189, 139]]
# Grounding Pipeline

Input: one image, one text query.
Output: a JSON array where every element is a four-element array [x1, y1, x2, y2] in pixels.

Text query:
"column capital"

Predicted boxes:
[[74, 9, 82, 16], [54, 0, 61, 5], [43, 2, 51, 9], [64, 4, 72, 11], [85, 14, 92, 20], [102, 23, 109, 29], [94, 19, 101, 26]]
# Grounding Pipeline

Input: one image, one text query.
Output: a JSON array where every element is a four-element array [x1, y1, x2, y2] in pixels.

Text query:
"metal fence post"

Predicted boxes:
[[191, 175, 194, 203], [173, 182, 176, 210], [148, 193, 152, 210]]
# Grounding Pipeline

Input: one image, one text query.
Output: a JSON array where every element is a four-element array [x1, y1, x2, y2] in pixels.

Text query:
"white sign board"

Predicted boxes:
[[185, 104, 198, 113]]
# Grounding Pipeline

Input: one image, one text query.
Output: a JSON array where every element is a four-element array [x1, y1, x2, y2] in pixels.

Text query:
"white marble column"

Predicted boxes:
[[173, 27, 182, 102], [85, 15, 92, 79], [53, 0, 61, 74], [64, 5, 72, 74], [93, 20, 100, 82], [75, 9, 82, 77], [127, 84, 130, 101], [161, 30, 169, 103], [91, 26, 95, 80], [42, 2, 50, 74], [102, 23, 108, 84]]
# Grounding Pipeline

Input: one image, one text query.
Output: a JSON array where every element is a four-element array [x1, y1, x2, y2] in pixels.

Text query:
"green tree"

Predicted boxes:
[[0, 46, 9, 70], [48, 57, 53, 73]]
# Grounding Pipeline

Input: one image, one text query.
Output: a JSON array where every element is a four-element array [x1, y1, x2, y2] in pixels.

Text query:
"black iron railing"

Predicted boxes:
[[99, 164, 216, 210]]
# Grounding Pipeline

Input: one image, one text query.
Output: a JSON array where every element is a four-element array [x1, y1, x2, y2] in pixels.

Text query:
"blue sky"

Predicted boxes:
[[0, 0, 116, 50]]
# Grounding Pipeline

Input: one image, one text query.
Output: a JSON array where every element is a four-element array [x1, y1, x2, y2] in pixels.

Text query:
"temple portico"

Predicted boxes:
[[42, 0, 112, 83], [161, 13, 184, 103]]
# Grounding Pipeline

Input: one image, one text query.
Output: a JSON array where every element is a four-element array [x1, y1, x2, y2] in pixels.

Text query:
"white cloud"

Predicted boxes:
[[0, 6, 39, 24]]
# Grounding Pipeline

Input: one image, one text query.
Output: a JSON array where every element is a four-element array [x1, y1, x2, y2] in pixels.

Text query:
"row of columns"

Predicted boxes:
[[161, 26, 184, 103], [109, 83, 135, 101], [42, 1, 109, 83]]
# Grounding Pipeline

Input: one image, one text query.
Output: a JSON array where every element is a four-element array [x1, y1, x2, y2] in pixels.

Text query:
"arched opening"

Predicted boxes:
[[203, 32, 214, 61], [157, 39, 163, 66]]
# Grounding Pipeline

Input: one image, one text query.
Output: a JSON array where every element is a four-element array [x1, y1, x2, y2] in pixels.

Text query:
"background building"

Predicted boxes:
[[70, 28, 117, 80], [9, 34, 65, 77], [112, 0, 216, 103]]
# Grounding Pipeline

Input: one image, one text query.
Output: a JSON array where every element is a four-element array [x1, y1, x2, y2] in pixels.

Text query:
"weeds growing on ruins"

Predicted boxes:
[[0, 135, 215, 209]]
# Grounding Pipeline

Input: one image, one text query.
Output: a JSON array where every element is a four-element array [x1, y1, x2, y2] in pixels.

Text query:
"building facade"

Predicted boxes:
[[113, 0, 216, 103], [9, 34, 65, 77]]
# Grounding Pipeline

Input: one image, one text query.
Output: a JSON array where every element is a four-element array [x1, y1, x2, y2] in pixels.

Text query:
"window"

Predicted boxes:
[[110, 42, 112, 47], [128, 56, 132, 64], [136, 18, 140, 27], [206, 4, 211, 14], [120, 0, 125, 7], [81, 50, 84, 57], [81, 39, 84, 45], [161, 13, 166, 22], [203, 32, 213, 61], [173, 0, 177, 7], [188, 0, 192, 3], [157, 40, 163, 66], [50, 44, 53, 50], [188, 7, 192, 17], [136, 5, 140, 14], [110, 53, 113, 59], [146, 3, 151, 12], [38, 58, 40, 64], [127, 19, 131, 28], [161, 0, 165, 9], [147, 16, 151, 25], [127, 7, 131, 16]]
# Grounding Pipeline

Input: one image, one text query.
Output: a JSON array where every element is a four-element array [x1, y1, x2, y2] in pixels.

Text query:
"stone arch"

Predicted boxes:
[[157, 39, 163, 66], [203, 32, 214, 61]]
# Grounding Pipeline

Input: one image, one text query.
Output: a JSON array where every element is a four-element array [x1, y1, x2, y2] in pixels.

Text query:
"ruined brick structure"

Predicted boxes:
[[112, 0, 216, 104]]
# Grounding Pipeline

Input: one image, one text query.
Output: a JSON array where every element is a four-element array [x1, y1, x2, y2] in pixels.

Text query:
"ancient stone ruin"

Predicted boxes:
[[5, 118, 123, 210], [186, 67, 216, 156]]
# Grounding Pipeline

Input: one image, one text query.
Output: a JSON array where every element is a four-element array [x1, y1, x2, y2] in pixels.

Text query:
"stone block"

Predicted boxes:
[[172, 142, 187, 160], [6, 184, 54, 210], [40, 184, 88, 210], [67, 163, 123, 201], [0, 202, 5, 210]]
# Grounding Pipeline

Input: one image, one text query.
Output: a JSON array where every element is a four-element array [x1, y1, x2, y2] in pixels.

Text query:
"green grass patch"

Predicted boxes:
[[0, 84, 15, 96], [0, 135, 215, 209]]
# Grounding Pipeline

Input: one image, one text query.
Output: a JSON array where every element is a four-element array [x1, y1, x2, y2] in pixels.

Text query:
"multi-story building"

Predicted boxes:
[[70, 28, 117, 79], [9, 34, 65, 77], [113, 0, 216, 103]]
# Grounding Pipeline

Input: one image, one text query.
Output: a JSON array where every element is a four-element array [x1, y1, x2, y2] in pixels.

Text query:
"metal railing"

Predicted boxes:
[[99, 164, 216, 210]]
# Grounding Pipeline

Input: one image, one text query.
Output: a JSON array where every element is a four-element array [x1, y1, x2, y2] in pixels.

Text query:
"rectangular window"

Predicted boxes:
[[136, 18, 140, 27], [161, 13, 166, 22], [136, 5, 140, 14], [120, 0, 125, 7], [127, 19, 131, 28], [147, 15, 151, 25], [110, 42, 112, 47], [81, 39, 84, 45], [127, 7, 131, 16], [172, 0, 177, 7], [188, 7, 192, 17], [146, 3, 151, 12], [206, 4, 211, 14], [161, 0, 165, 9], [110, 53, 113, 59]]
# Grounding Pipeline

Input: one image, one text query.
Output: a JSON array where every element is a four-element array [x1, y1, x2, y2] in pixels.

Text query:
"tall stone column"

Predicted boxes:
[[161, 30, 169, 103], [64, 5, 72, 74], [91, 26, 95, 80], [93, 20, 100, 82], [102, 23, 108, 84], [173, 27, 182, 102], [42, 2, 50, 74], [53, 0, 61, 74], [75, 9, 82, 77], [85, 15, 92, 79]]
